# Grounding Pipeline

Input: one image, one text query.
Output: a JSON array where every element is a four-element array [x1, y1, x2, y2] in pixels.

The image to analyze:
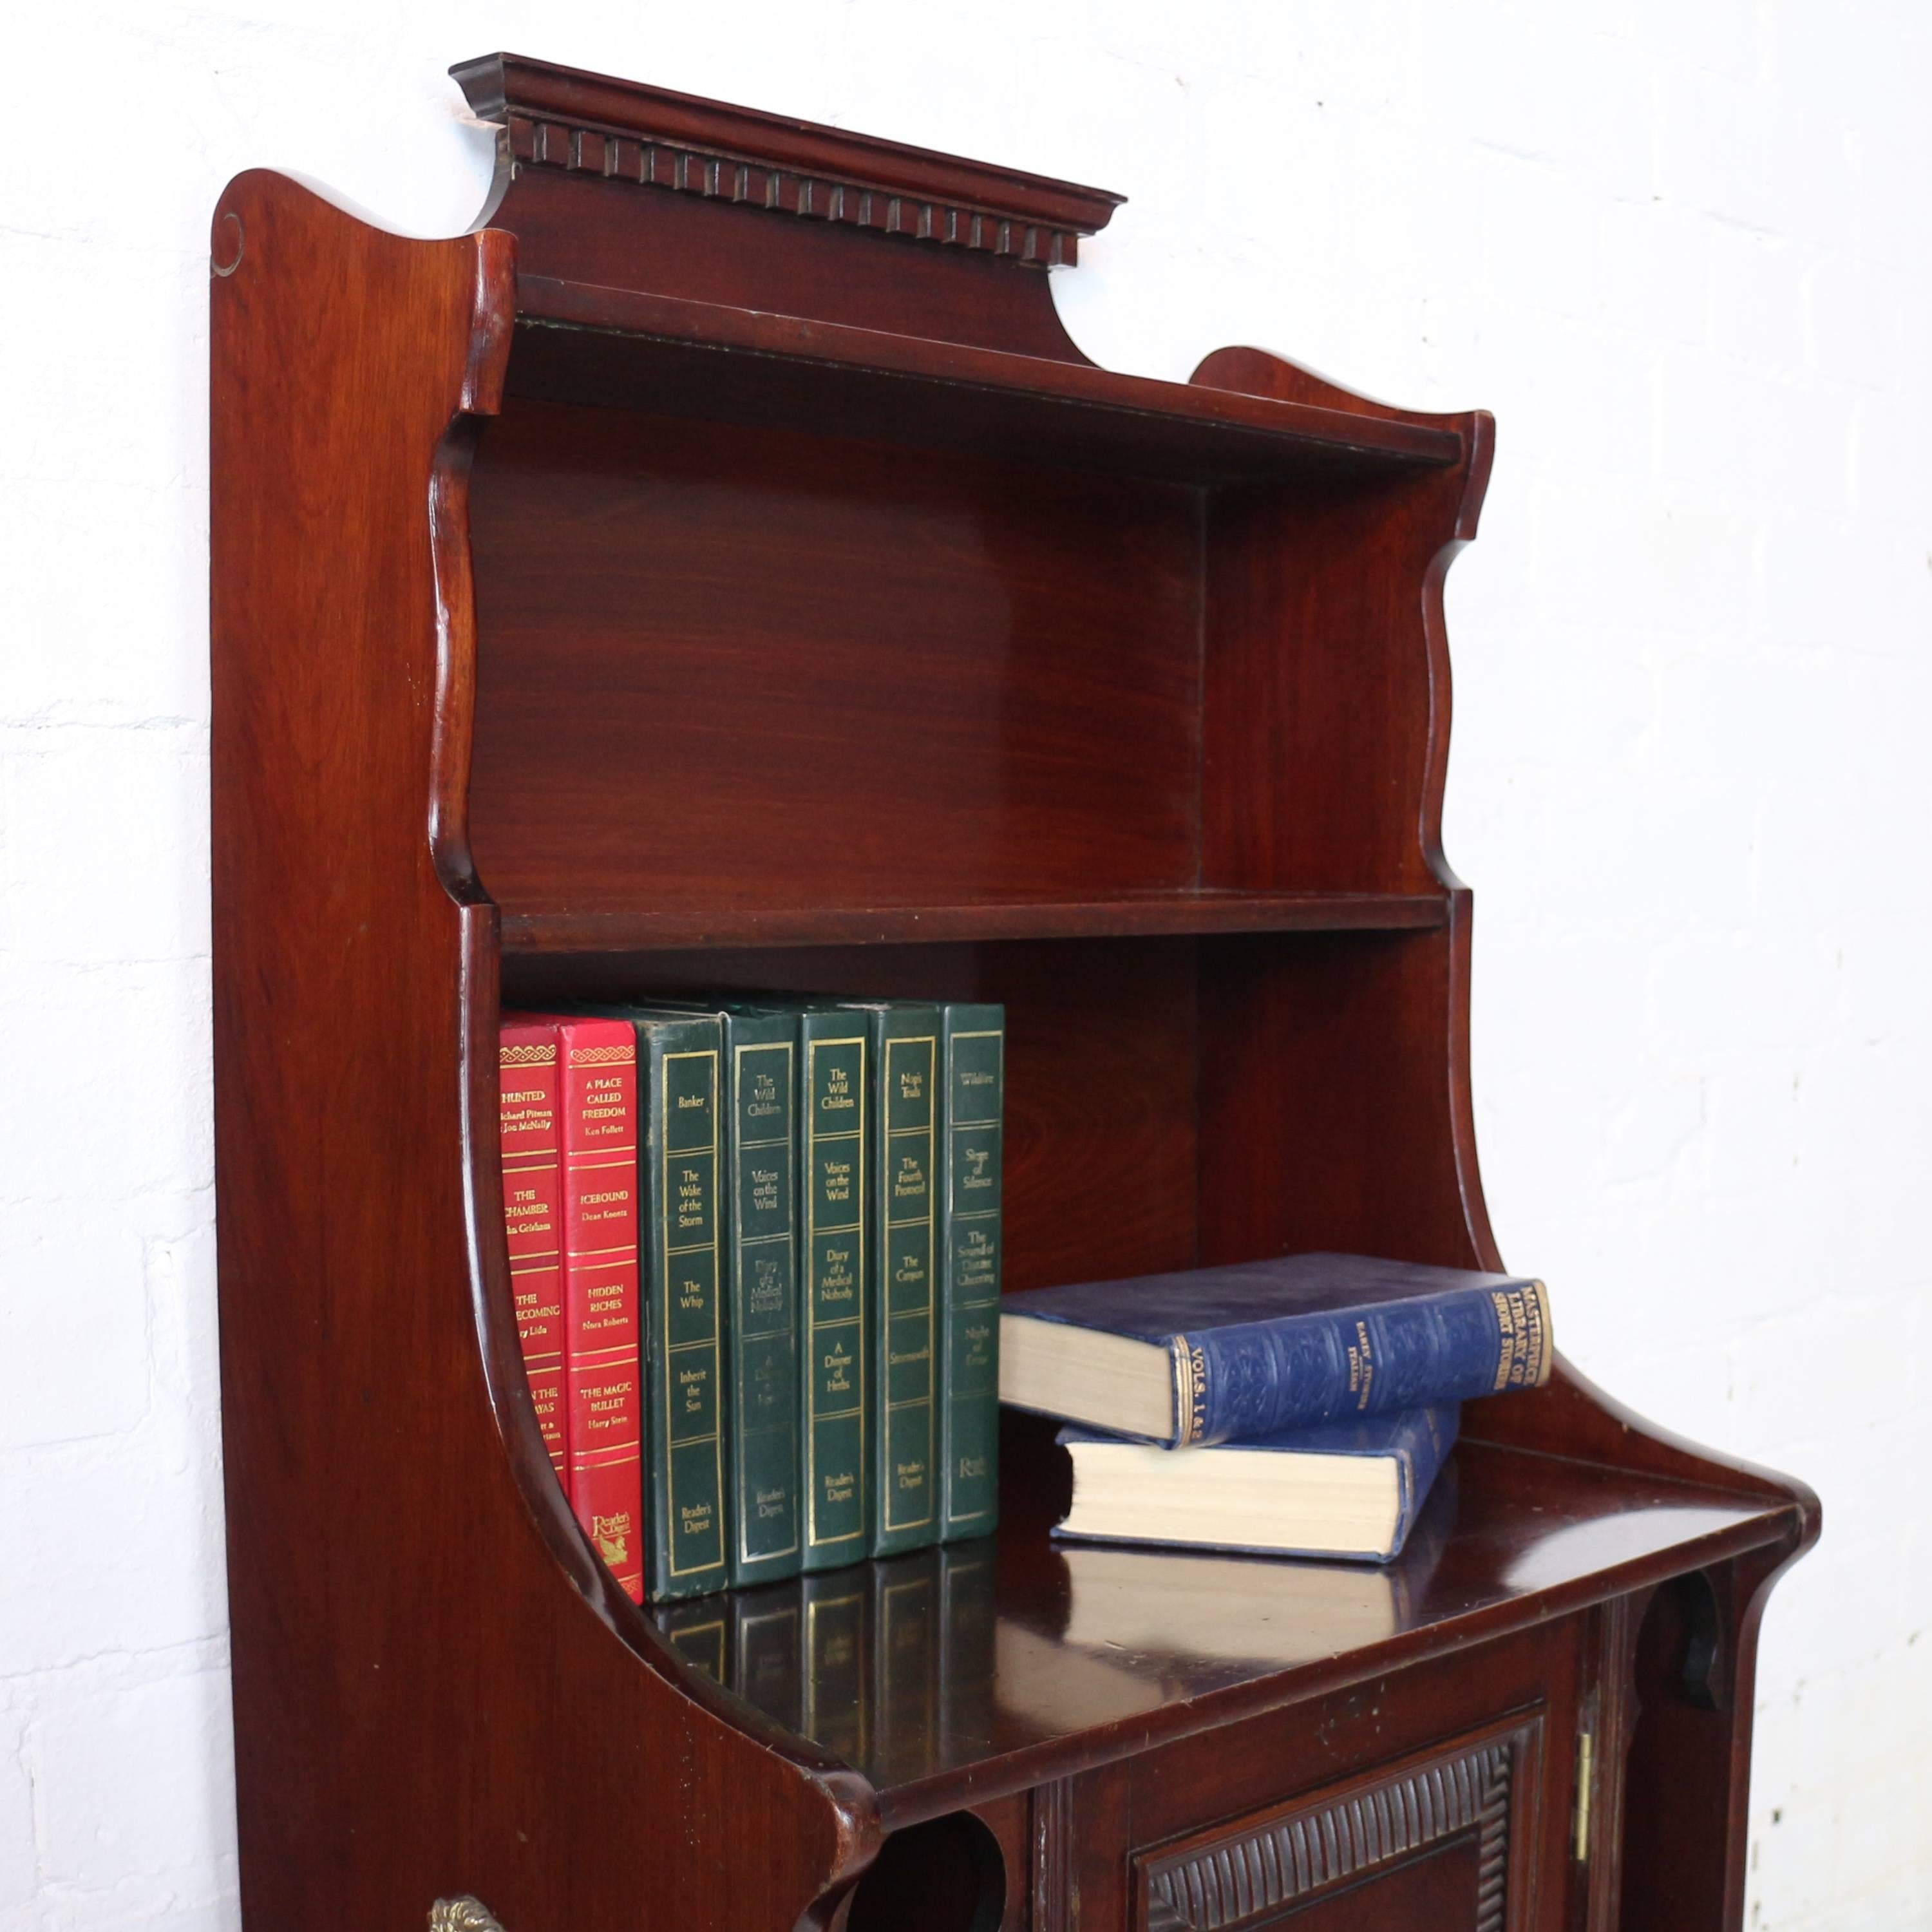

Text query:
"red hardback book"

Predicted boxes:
[[497, 1018, 568, 1477], [545, 1014, 645, 1604]]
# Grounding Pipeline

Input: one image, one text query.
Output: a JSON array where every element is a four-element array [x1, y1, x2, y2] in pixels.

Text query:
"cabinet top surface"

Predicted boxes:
[[651, 1440, 1796, 1813]]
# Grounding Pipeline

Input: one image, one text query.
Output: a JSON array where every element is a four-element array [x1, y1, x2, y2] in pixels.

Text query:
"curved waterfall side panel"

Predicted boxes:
[[211, 169, 873, 1932]]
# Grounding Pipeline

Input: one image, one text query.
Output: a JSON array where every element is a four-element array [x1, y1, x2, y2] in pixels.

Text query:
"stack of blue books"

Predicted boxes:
[[999, 1253, 1553, 1563]]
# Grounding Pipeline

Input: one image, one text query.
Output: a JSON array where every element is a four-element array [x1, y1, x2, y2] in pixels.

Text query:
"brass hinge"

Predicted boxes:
[[1573, 1731, 1595, 1862]]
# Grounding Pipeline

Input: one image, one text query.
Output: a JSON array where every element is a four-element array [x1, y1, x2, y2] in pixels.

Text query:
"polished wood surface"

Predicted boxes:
[[453, 50, 1119, 351], [211, 169, 875, 1932], [468, 399, 1203, 921], [1116, 1642, 1574, 1932], [507, 281, 1464, 479], [451, 50, 1124, 259], [1132, 1711, 1541, 1930], [499, 889, 1451, 954], [648, 1440, 1792, 1820], [211, 52, 1814, 1932]]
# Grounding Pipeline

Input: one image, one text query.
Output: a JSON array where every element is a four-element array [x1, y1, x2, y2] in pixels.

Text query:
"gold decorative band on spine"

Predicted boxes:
[[1172, 1337, 1198, 1446], [498, 1042, 556, 1065], [569, 1043, 636, 1065], [1530, 1279, 1554, 1385]]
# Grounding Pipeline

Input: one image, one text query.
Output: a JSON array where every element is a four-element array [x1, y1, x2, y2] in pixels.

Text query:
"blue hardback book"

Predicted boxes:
[[1000, 1253, 1550, 1446], [1054, 1405, 1459, 1564]]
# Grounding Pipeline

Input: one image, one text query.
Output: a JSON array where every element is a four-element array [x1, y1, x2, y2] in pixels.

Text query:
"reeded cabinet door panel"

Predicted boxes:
[[1135, 1716, 1542, 1932], [1251, 1839, 1482, 1931]]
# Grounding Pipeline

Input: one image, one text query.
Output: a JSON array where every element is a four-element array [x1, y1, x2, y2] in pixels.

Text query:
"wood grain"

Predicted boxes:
[[1137, 1719, 1531, 1931], [211, 168, 873, 1932], [505, 938, 1204, 1299], [507, 279, 1464, 478], [468, 397, 1204, 921], [211, 55, 1814, 1932], [453, 50, 1122, 267], [653, 1443, 1791, 1824], [498, 891, 1451, 953]]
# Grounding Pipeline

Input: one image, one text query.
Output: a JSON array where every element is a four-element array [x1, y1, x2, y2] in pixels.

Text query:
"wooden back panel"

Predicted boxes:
[[468, 397, 1205, 919]]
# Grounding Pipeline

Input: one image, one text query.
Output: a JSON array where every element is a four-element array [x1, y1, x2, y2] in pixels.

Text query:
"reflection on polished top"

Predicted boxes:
[[645, 1439, 1794, 1803]]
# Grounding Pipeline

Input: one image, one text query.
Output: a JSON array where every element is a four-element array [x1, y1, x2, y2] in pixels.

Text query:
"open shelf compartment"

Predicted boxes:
[[467, 344, 1468, 938]]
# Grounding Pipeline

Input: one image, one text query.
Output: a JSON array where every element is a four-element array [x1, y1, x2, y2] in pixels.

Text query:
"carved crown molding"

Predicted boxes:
[[452, 53, 1122, 268]]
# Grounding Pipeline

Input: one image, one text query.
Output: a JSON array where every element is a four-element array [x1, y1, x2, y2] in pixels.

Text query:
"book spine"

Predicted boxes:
[[1387, 1403, 1461, 1559], [498, 1019, 568, 1478], [866, 1007, 941, 1557], [725, 1013, 802, 1587], [641, 1017, 730, 1601], [1176, 1281, 1552, 1446], [799, 1010, 869, 1571], [939, 1005, 1004, 1540], [555, 1018, 645, 1602]]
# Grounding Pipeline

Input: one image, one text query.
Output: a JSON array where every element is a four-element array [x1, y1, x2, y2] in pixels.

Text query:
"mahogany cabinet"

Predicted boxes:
[[207, 52, 1815, 1932]]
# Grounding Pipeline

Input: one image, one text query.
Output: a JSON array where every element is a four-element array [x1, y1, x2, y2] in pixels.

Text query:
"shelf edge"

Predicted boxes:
[[870, 1489, 1804, 1829], [498, 893, 1455, 954], [511, 278, 1466, 469]]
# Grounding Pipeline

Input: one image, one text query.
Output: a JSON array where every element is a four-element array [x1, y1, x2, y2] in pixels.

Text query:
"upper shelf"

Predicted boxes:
[[506, 279, 1466, 486], [451, 57, 1463, 486]]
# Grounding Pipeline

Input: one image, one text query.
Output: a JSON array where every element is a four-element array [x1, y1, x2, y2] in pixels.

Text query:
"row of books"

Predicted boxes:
[[497, 997, 1003, 1603], [999, 1251, 1556, 1562]]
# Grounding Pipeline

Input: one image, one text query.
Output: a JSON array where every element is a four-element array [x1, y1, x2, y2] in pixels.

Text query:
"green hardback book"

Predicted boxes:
[[939, 1003, 1004, 1541], [720, 1007, 804, 1587], [633, 1010, 732, 1601], [797, 1005, 871, 1572], [632, 1000, 805, 1589], [842, 1002, 942, 1558]]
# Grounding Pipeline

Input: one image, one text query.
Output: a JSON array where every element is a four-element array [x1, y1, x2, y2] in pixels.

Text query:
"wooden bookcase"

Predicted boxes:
[[209, 53, 1815, 1932]]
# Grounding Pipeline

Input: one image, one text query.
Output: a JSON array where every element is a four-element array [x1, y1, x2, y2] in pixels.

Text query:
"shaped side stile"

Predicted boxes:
[[1189, 346, 1816, 1535], [211, 168, 878, 1932]]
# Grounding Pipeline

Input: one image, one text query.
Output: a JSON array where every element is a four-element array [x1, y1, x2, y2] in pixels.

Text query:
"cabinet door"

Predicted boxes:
[[1133, 1714, 1540, 1932], [1055, 1614, 1602, 1932]]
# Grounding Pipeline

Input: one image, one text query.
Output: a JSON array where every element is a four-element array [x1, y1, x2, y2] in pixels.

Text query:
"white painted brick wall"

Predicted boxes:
[[3, 5, 1924, 1927]]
